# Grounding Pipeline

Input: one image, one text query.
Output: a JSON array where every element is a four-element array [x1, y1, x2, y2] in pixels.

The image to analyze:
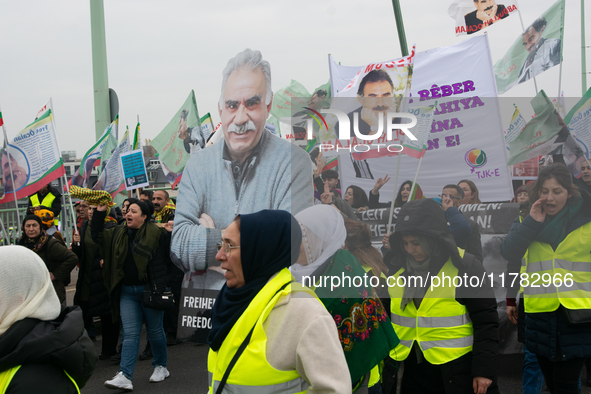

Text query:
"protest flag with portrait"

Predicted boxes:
[[150, 90, 201, 175], [507, 90, 585, 170], [93, 127, 130, 195], [494, 0, 565, 94], [0, 110, 65, 203], [449, 0, 518, 36], [69, 116, 118, 188]]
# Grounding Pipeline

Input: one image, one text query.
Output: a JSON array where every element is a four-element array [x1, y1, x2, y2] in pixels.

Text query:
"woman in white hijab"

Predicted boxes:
[[0, 246, 97, 393], [292, 205, 399, 392]]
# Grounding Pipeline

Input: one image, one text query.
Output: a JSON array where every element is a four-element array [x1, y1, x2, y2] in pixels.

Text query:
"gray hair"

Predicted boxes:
[[219, 48, 272, 108]]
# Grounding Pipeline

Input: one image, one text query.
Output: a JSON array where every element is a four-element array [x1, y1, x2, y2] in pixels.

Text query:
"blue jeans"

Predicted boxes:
[[119, 285, 167, 380], [523, 344, 544, 394]]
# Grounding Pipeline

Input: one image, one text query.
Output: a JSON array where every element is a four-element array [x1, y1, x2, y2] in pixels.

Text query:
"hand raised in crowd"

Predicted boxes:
[[506, 305, 518, 325], [441, 194, 454, 212], [529, 197, 547, 223], [382, 234, 390, 250], [313, 152, 326, 178], [321, 183, 334, 205], [100, 259, 104, 268], [199, 213, 215, 229], [164, 220, 174, 233], [372, 174, 390, 195], [49, 272, 56, 281], [96, 203, 108, 212], [72, 233, 80, 244], [473, 376, 492, 394]]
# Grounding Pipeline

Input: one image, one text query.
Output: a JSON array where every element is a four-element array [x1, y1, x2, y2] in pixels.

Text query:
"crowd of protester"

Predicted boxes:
[[2, 47, 591, 394]]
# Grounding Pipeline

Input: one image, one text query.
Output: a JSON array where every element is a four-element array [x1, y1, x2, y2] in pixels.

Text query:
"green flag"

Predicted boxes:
[[508, 90, 582, 165], [150, 91, 200, 174], [494, 0, 564, 94]]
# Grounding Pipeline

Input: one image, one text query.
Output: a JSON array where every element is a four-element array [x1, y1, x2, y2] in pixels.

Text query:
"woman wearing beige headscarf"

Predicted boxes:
[[0, 246, 97, 393]]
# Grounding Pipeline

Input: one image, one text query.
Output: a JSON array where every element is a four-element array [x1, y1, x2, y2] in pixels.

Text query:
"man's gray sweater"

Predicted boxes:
[[171, 130, 313, 271]]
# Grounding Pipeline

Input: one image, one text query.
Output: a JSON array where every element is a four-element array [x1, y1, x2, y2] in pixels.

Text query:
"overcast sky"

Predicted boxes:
[[0, 0, 587, 155]]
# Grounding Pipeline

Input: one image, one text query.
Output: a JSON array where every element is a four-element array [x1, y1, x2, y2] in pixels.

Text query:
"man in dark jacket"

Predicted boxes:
[[73, 203, 120, 359], [384, 198, 499, 394]]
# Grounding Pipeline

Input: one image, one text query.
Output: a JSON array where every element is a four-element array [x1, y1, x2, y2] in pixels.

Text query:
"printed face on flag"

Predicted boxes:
[[2, 149, 28, 193], [219, 67, 272, 162], [448, 0, 517, 36], [494, 0, 563, 94]]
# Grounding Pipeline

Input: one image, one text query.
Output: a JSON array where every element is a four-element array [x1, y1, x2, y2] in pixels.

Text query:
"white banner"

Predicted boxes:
[[330, 35, 513, 202], [448, 0, 518, 36]]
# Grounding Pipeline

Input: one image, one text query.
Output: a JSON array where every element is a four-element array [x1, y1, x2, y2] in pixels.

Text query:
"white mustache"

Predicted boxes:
[[227, 121, 256, 135]]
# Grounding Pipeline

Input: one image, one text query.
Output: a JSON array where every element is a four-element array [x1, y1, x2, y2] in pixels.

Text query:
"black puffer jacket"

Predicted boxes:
[[500, 190, 591, 362], [0, 306, 97, 393], [73, 219, 116, 317], [383, 199, 499, 391]]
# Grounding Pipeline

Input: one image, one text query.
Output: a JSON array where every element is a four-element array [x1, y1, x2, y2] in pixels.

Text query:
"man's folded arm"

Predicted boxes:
[[170, 168, 221, 272]]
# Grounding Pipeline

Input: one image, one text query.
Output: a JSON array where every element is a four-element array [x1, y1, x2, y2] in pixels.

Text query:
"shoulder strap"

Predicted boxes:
[[215, 281, 290, 394]]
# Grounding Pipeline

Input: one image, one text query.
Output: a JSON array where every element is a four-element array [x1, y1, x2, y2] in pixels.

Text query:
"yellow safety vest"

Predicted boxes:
[[388, 254, 474, 365], [208, 268, 316, 394], [523, 221, 591, 313], [0, 365, 79, 393], [30, 192, 59, 225]]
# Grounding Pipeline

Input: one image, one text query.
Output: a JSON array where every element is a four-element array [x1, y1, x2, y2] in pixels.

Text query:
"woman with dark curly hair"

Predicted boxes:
[[501, 164, 591, 393]]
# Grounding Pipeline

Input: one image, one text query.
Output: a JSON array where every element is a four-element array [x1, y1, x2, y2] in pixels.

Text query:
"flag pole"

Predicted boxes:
[[582, 0, 588, 95], [0, 216, 7, 245], [386, 153, 403, 235], [1, 109, 22, 235], [391, 0, 409, 57], [515, 0, 539, 94], [49, 98, 79, 245], [407, 156, 424, 201], [557, 0, 565, 97]]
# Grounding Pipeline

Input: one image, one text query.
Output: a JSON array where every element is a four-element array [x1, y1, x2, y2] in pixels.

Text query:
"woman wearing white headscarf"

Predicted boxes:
[[293, 205, 399, 392], [0, 246, 97, 393]]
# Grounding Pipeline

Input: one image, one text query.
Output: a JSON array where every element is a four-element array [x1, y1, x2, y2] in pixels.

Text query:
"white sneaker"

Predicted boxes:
[[104, 371, 133, 391], [149, 366, 170, 383]]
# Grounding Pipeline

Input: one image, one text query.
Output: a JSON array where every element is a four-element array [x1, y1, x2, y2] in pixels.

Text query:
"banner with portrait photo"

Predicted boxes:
[[563, 88, 591, 177], [494, 0, 564, 94], [329, 35, 513, 202], [151, 90, 201, 174], [0, 110, 65, 203], [449, 0, 518, 36]]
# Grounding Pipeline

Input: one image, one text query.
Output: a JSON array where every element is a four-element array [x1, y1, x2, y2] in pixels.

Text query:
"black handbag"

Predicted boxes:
[[142, 259, 175, 311], [143, 287, 175, 310]]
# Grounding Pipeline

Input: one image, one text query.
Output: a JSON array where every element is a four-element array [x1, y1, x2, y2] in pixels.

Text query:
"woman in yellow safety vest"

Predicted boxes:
[[501, 164, 591, 394], [0, 246, 97, 394], [207, 210, 351, 393], [384, 198, 499, 394]]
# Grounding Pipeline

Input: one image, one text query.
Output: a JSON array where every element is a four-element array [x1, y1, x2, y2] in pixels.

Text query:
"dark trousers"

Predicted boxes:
[[100, 312, 120, 356], [536, 354, 585, 394], [163, 271, 183, 338]]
